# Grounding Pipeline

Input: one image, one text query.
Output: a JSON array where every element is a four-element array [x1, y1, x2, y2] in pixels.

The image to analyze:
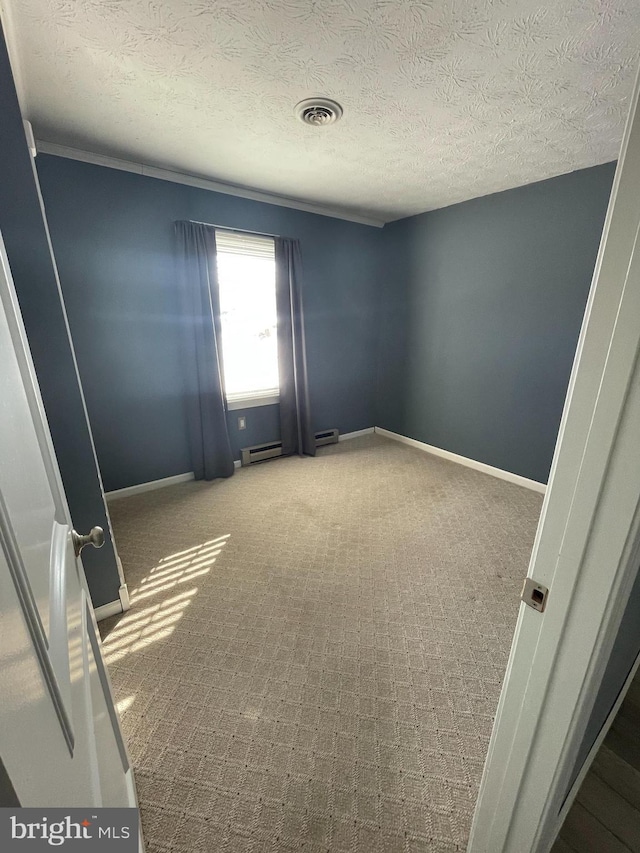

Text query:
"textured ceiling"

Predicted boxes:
[[5, 0, 640, 222]]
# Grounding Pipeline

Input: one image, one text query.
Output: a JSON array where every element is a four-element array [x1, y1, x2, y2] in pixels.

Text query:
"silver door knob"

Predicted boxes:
[[72, 526, 105, 557]]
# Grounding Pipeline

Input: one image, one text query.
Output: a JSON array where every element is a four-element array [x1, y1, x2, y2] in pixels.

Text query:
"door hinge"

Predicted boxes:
[[521, 578, 549, 612]]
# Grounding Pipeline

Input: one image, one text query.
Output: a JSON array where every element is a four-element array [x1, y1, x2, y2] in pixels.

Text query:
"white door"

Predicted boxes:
[[468, 66, 640, 853], [0, 229, 139, 814]]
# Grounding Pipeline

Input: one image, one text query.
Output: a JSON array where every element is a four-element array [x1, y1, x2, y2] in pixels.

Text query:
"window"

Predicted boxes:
[[215, 230, 279, 409]]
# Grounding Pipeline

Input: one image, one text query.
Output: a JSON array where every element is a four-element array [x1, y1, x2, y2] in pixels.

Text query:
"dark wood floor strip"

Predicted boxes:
[[560, 802, 633, 853], [608, 720, 640, 772], [551, 834, 580, 853], [592, 744, 640, 812], [576, 773, 640, 851]]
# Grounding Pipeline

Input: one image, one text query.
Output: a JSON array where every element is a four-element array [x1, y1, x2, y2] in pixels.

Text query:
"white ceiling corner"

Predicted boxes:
[[6, 0, 640, 222]]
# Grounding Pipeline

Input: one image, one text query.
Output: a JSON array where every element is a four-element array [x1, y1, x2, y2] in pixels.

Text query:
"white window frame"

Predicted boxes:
[[215, 229, 280, 410], [226, 390, 280, 411]]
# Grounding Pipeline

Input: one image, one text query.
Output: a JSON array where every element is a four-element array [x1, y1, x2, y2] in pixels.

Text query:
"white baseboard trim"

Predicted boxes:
[[118, 582, 130, 612], [339, 427, 375, 441], [95, 599, 123, 621], [94, 582, 130, 622], [105, 472, 195, 501], [95, 583, 130, 622], [106, 464, 244, 501], [374, 427, 547, 494]]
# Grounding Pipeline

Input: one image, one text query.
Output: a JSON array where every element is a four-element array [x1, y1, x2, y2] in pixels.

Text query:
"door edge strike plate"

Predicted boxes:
[[521, 578, 549, 613]]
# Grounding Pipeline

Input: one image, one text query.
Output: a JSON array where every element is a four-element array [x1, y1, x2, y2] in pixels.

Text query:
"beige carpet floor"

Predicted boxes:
[[100, 434, 542, 853]]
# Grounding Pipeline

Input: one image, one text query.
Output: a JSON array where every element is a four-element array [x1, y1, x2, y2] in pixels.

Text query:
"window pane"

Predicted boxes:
[[217, 249, 279, 398]]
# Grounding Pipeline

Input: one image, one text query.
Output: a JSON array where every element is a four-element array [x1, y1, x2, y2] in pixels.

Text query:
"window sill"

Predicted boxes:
[[226, 393, 280, 411]]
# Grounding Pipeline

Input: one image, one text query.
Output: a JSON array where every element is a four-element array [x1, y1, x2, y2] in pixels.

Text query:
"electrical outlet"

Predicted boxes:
[[238, 416, 246, 430]]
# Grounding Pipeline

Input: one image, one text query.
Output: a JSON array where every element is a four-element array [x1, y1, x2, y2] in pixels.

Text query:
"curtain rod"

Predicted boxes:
[[187, 220, 281, 239]]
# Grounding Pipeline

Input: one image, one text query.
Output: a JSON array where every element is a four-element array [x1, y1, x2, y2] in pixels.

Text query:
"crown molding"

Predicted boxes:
[[35, 140, 386, 228]]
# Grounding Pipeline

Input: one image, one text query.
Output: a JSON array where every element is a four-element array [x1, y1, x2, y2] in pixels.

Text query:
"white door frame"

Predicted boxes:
[[29, 147, 130, 618], [0, 225, 141, 819], [1, 0, 129, 618], [468, 65, 640, 853]]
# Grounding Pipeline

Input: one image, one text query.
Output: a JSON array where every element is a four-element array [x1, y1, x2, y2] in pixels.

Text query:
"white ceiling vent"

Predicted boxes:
[[295, 98, 343, 127]]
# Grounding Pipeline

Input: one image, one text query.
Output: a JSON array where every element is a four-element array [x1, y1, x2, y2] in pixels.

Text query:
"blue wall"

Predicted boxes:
[[36, 161, 192, 492], [37, 156, 381, 491], [377, 164, 615, 484], [0, 29, 122, 607], [37, 152, 615, 494], [226, 404, 281, 460]]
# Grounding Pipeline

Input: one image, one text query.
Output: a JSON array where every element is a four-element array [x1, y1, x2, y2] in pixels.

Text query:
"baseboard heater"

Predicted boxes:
[[240, 429, 339, 467], [315, 428, 339, 446]]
